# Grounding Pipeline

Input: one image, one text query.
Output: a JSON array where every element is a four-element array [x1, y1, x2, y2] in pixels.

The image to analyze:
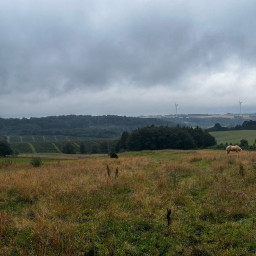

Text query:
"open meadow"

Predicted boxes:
[[210, 130, 256, 145], [1, 150, 256, 255]]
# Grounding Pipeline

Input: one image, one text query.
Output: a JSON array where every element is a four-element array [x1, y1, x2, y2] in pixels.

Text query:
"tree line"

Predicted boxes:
[[0, 125, 216, 156], [208, 120, 256, 131], [116, 125, 216, 152], [0, 115, 174, 138]]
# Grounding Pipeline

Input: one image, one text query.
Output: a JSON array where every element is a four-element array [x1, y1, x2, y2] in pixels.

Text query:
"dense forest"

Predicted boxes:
[[116, 125, 216, 152], [0, 115, 175, 138]]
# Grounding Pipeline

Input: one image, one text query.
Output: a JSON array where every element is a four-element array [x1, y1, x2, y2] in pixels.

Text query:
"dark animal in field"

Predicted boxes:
[[226, 145, 242, 155], [110, 152, 118, 158]]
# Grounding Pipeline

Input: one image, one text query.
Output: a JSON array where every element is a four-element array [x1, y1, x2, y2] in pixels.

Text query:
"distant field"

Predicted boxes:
[[210, 130, 256, 145], [6, 135, 88, 143], [6, 139, 117, 154]]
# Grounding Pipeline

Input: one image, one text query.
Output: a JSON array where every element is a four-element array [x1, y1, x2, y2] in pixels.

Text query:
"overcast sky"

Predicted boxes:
[[0, 0, 256, 117]]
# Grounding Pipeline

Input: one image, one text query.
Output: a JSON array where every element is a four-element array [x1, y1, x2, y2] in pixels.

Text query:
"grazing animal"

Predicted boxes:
[[110, 152, 118, 159], [226, 145, 242, 155]]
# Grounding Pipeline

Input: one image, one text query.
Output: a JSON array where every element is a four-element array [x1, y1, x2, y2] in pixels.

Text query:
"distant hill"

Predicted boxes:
[[160, 114, 254, 128], [0, 115, 175, 139]]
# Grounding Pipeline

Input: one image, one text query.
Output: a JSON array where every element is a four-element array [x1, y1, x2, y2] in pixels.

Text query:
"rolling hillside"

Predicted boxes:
[[0, 115, 175, 138]]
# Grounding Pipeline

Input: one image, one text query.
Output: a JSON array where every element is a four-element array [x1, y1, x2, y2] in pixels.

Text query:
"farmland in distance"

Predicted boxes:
[[210, 130, 256, 145]]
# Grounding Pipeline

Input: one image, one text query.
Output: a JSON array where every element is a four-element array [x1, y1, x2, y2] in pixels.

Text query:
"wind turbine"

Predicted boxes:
[[239, 99, 242, 116], [175, 103, 178, 116], [239, 98, 246, 116]]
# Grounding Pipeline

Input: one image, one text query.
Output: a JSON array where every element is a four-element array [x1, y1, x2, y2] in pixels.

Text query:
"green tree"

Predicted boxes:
[[118, 131, 129, 151], [0, 141, 13, 157], [79, 142, 86, 154], [175, 130, 196, 149], [62, 142, 76, 154], [100, 141, 109, 153], [240, 139, 249, 149], [202, 130, 216, 147], [91, 144, 99, 154]]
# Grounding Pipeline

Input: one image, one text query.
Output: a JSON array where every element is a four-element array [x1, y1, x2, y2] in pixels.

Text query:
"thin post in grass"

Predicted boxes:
[[167, 208, 172, 226], [239, 163, 245, 176], [253, 218, 256, 229], [106, 165, 111, 178], [115, 167, 119, 179]]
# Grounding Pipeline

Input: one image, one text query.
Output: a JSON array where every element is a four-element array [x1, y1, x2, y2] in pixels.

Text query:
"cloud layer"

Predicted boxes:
[[0, 0, 256, 117]]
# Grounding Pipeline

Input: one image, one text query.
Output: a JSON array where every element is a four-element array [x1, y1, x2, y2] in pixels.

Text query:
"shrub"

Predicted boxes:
[[0, 141, 13, 157], [30, 157, 43, 167], [240, 139, 249, 149]]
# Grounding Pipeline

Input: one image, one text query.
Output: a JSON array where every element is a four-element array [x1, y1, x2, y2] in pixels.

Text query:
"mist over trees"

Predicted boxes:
[[116, 125, 216, 152]]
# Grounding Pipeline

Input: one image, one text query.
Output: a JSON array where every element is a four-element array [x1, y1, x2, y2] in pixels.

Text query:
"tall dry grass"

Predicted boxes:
[[1, 150, 256, 255]]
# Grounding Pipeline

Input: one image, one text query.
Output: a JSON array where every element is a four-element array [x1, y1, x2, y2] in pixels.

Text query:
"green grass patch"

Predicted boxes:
[[0, 157, 30, 164], [121, 150, 196, 162], [210, 130, 256, 145], [0, 190, 33, 214]]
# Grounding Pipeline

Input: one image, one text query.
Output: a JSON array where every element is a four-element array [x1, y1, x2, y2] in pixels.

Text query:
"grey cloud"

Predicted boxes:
[[0, 0, 256, 116]]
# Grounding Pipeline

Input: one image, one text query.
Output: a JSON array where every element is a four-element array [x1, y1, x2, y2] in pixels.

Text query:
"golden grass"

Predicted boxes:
[[1, 150, 256, 255]]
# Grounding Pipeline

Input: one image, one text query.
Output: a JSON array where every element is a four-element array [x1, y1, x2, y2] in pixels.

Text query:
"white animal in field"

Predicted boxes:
[[226, 145, 242, 155]]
